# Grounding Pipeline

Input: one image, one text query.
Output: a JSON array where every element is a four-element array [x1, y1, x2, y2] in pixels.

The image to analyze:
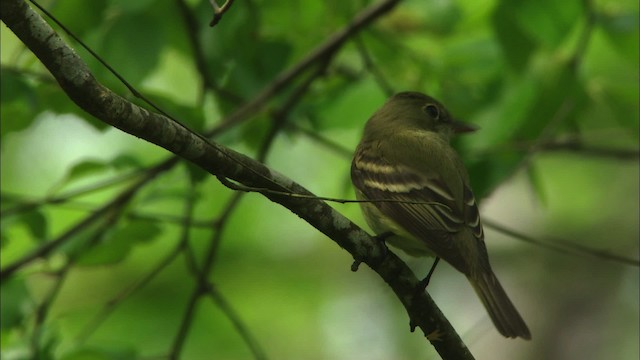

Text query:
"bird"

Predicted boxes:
[[351, 91, 531, 339]]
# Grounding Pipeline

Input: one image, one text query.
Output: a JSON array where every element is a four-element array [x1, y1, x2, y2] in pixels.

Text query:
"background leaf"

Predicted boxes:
[[75, 220, 161, 266]]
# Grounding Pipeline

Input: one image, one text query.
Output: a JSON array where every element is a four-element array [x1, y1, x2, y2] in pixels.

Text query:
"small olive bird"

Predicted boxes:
[[351, 91, 531, 339]]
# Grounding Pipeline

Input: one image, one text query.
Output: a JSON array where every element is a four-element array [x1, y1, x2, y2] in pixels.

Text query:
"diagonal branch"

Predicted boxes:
[[205, 0, 405, 137], [0, 159, 179, 280], [1, 0, 474, 358]]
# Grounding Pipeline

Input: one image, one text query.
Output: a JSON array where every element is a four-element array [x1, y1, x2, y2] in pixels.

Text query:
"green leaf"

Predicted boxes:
[[240, 113, 271, 150], [310, 77, 387, 130], [492, 0, 538, 71], [0, 208, 49, 245], [581, 23, 639, 131], [514, 0, 582, 49], [600, 11, 640, 65], [514, 65, 586, 141], [107, 0, 157, 13], [60, 347, 137, 360], [36, 331, 58, 360], [255, 39, 294, 82], [137, 92, 206, 132], [49, 159, 111, 195], [203, 5, 297, 98], [465, 152, 523, 200], [53, 0, 109, 37], [34, 84, 107, 130], [99, 14, 166, 84], [75, 220, 161, 266], [440, 36, 503, 117], [525, 161, 548, 206], [186, 162, 210, 184], [111, 154, 142, 170], [19, 210, 48, 242], [0, 277, 32, 331], [221, 39, 293, 96], [494, 0, 582, 63], [470, 74, 540, 149], [0, 70, 38, 137], [67, 160, 110, 183], [411, 0, 462, 35], [61, 349, 110, 360]]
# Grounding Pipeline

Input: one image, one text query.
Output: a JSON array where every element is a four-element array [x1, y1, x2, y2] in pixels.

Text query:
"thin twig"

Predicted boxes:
[[205, 0, 404, 137], [354, 36, 395, 96], [75, 183, 199, 344], [484, 219, 639, 267], [0, 159, 179, 280], [27, 0, 178, 123], [476, 138, 640, 161], [2, 169, 145, 217], [31, 199, 125, 353], [168, 191, 247, 359], [168, 49, 330, 360], [0, 192, 131, 280], [287, 123, 354, 158], [514, 0, 597, 172], [216, 175, 449, 207], [538, 141, 640, 160], [24, 0, 403, 206], [209, 0, 235, 27], [29, 265, 71, 355], [174, 0, 242, 103], [206, 286, 266, 359], [2, 63, 55, 83]]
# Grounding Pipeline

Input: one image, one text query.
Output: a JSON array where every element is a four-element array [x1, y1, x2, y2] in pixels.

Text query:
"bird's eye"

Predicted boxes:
[[423, 104, 440, 119]]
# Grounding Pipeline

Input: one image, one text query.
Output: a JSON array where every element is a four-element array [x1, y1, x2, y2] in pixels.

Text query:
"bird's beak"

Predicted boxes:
[[452, 119, 478, 134]]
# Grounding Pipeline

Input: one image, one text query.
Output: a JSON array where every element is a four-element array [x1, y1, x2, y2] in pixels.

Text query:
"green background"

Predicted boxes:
[[1, 0, 638, 359]]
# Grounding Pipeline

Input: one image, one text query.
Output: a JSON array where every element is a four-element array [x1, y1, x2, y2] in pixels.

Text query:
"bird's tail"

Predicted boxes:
[[469, 271, 531, 339]]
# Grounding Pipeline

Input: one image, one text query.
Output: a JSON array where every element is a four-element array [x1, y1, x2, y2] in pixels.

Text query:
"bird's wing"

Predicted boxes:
[[352, 143, 482, 272]]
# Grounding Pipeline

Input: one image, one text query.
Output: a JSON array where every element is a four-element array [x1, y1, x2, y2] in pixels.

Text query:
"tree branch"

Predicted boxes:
[[484, 219, 640, 267], [1, 0, 475, 358], [204, 0, 405, 137], [209, 0, 235, 27]]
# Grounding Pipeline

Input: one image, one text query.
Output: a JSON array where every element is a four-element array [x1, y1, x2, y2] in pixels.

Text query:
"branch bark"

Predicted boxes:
[[1, 0, 474, 358]]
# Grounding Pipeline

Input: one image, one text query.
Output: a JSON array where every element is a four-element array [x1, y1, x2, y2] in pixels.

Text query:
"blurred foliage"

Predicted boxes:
[[1, 0, 638, 359]]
